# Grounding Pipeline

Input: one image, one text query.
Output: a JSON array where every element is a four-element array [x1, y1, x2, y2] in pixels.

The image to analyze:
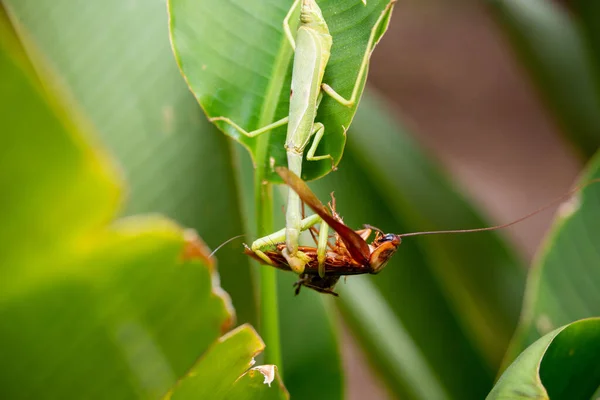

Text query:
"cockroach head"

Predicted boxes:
[[373, 233, 401, 247], [369, 233, 401, 274]]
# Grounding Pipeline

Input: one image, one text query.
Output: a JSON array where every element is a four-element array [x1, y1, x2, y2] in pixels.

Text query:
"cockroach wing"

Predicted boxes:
[[276, 166, 371, 265]]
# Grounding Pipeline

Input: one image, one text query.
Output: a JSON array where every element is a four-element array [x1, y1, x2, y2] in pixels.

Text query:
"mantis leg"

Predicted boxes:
[[305, 122, 333, 162], [283, 0, 302, 50], [209, 116, 289, 138], [320, 1, 392, 107], [251, 213, 321, 265], [317, 220, 329, 278]]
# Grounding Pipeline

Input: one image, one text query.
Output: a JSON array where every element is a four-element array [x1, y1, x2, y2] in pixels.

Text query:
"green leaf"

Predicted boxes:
[[487, 0, 600, 158], [168, 0, 395, 182], [503, 150, 600, 366], [5, 0, 257, 326], [310, 91, 526, 398], [488, 318, 600, 400], [0, 9, 283, 399], [167, 325, 288, 400]]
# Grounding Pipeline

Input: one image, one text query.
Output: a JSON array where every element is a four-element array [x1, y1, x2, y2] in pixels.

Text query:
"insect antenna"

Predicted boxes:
[[209, 234, 246, 258], [399, 178, 600, 238]]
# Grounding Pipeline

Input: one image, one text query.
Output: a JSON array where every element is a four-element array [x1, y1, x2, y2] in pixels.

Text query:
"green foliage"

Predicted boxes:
[[5, 0, 600, 398]]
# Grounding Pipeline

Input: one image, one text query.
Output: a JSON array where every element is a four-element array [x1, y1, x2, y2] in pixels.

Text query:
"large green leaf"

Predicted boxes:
[[488, 318, 600, 400], [5, 0, 256, 325], [169, 0, 395, 182], [0, 10, 248, 398], [503, 151, 600, 366], [487, 0, 600, 157]]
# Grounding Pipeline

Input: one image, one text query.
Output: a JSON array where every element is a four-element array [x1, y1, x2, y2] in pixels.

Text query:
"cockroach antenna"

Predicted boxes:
[[398, 177, 600, 238], [209, 234, 246, 259]]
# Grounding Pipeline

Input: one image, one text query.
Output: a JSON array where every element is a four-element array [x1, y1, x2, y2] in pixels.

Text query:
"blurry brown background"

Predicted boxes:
[[346, 0, 580, 398]]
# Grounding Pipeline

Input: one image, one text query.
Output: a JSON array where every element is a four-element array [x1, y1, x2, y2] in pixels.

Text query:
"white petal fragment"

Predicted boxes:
[[251, 364, 275, 387]]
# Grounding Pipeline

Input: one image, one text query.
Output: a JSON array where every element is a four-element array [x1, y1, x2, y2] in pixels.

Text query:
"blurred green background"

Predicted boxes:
[[3, 0, 600, 398]]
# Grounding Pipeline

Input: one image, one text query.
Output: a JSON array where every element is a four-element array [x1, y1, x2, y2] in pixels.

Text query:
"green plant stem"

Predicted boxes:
[[254, 135, 282, 373]]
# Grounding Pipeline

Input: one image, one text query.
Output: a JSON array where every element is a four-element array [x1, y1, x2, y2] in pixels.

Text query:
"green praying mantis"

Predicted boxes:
[[210, 0, 395, 276]]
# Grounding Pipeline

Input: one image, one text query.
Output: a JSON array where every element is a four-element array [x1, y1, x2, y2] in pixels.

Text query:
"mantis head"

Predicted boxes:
[[301, 0, 328, 32]]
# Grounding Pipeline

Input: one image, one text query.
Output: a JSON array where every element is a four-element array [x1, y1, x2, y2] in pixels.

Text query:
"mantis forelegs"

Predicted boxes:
[[316, 220, 329, 278], [250, 213, 322, 265]]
